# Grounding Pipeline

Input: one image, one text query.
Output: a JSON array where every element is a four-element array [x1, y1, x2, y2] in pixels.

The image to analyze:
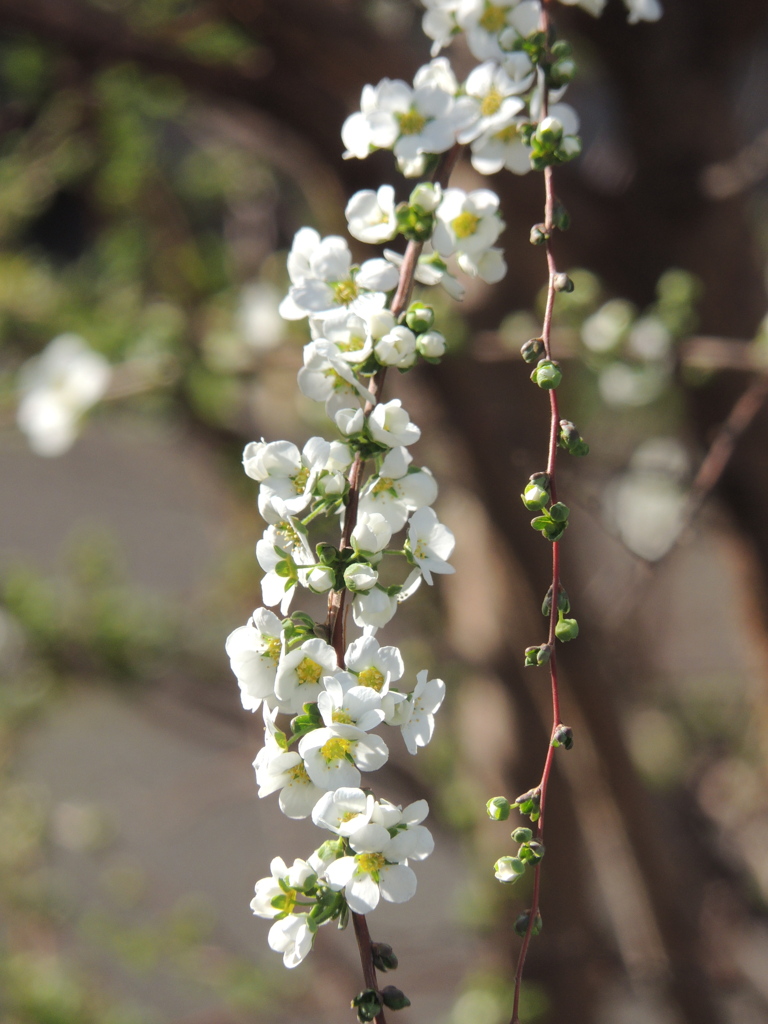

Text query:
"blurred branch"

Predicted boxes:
[[0, 0, 341, 159]]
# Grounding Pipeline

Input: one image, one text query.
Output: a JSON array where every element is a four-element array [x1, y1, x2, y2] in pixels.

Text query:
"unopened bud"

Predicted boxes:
[[352, 990, 383, 1023], [514, 910, 543, 937], [536, 116, 563, 145], [522, 480, 550, 511], [555, 616, 579, 642], [552, 200, 570, 232], [531, 359, 562, 389], [520, 839, 545, 864], [371, 942, 398, 972], [542, 585, 570, 616], [521, 337, 545, 363], [529, 223, 549, 246], [381, 986, 411, 1010], [553, 724, 574, 750], [549, 502, 570, 523], [487, 796, 511, 821], [553, 272, 574, 293], [524, 643, 551, 667], [494, 855, 526, 883], [511, 827, 533, 843], [417, 330, 446, 359], [550, 57, 576, 87], [405, 302, 435, 334]]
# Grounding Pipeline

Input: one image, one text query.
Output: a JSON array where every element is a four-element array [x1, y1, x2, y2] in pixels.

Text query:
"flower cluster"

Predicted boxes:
[[229, 192, 458, 969], [229, 0, 662, 1015]]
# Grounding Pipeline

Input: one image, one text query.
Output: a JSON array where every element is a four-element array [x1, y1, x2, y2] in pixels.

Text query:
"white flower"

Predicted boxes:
[[345, 635, 404, 694], [243, 436, 329, 517], [274, 637, 338, 713], [341, 60, 472, 177], [434, 188, 505, 258], [17, 334, 111, 457], [346, 186, 398, 244], [279, 229, 397, 321], [457, 0, 542, 63], [254, 710, 325, 817], [344, 562, 378, 592], [298, 725, 389, 789], [312, 787, 375, 836], [225, 607, 283, 712], [370, 799, 435, 860], [459, 62, 529, 147], [623, 0, 661, 23], [420, 0, 462, 55], [468, 113, 532, 175], [368, 398, 421, 447], [457, 247, 507, 284], [409, 181, 443, 212], [238, 282, 284, 351], [375, 325, 418, 368], [359, 446, 438, 532], [417, 331, 447, 358], [317, 675, 385, 732], [400, 670, 446, 754], [312, 309, 374, 365], [351, 512, 392, 554], [408, 506, 455, 584], [324, 822, 419, 913], [268, 914, 314, 968], [336, 407, 366, 435], [251, 856, 316, 918], [307, 565, 336, 593], [352, 586, 399, 630], [384, 247, 466, 301], [256, 521, 314, 613], [297, 340, 373, 416]]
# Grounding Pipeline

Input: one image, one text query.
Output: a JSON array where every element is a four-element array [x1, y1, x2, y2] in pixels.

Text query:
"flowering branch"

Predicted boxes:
[[224, 3, 661, 1022]]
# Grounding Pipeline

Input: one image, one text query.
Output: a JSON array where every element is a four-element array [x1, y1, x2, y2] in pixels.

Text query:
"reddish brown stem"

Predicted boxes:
[[325, 144, 463, 1024], [509, 8, 566, 1022]]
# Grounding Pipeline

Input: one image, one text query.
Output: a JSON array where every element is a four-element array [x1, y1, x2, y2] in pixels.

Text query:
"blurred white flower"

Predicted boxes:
[[238, 282, 284, 351], [17, 333, 111, 457]]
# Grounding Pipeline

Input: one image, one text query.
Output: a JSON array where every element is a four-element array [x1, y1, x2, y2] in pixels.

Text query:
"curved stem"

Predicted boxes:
[[509, 6, 566, 1020]]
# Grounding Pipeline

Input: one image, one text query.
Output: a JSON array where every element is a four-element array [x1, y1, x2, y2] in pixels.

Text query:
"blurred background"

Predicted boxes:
[[1, 1, 768, 1022]]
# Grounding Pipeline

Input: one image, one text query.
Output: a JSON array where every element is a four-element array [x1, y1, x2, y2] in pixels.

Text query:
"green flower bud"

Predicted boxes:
[[531, 359, 562, 389], [552, 200, 570, 232], [521, 337, 545, 363], [511, 827, 533, 843], [555, 616, 579, 642], [487, 796, 511, 821], [536, 116, 563, 146], [552, 724, 574, 749], [542, 585, 570, 616], [520, 839, 545, 864], [513, 787, 541, 821], [494, 855, 526, 883], [553, 272, 574, 293], [571, 439, 590, 456], [371, 942, 398, 972], [529, 223, 549, 246], [551, 39, 572, 59], [514, 910, 543, 937], [524, 643, 551, 667], [549, 502, 570, 523], [381, 986, 411, 1011], [522, 478, 550, 511], [549, 57, 576, 87], [352, 989, 383, 1023], [405, 302, 435, 334]]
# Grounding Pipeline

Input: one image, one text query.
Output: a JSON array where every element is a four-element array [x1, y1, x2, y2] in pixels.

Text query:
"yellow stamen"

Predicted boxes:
[[264, 636, 282, 664], [333, 278, 359, 305], [288, 763, 311, 784], [451, 211, 481, 239], [494, 124, 519, 144], [479, 3, 508, 32], [296, 657, 322, 685], [480, 88, 503, 117], [332, 710, 354, 725], [397, 109, 428, 136], [292, 466, 309, 493], [320, 736, 353, 763], [357, 852, 386, 879], [358, 667, 385, 692], [371, 476, 395, 495]]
